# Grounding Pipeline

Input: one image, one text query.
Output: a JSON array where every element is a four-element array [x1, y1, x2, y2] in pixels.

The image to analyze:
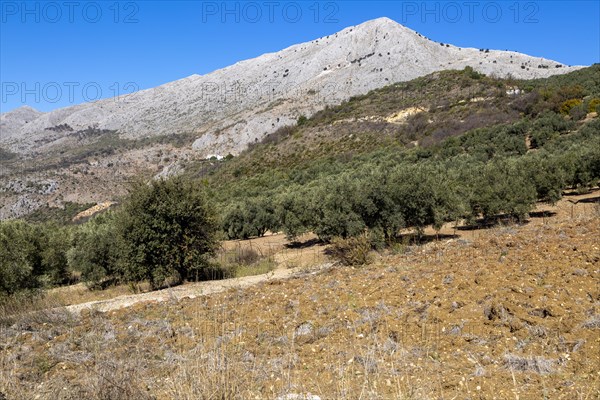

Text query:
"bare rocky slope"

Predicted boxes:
[[1, 17, 581, 156]]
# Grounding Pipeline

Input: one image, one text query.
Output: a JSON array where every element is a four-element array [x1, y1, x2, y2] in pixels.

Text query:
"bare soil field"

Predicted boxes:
[[1, 194, 599, 399]]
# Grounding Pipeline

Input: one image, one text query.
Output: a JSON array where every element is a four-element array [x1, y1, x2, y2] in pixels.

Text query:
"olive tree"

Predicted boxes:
[[67, 212, 121, 288], [118, 177, 219, 289]]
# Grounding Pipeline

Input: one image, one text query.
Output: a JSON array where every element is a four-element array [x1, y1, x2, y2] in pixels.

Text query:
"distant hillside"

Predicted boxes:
[[0, 63, 597, 221], [181, 65, 599, 241], [196, 65, 600, 182]]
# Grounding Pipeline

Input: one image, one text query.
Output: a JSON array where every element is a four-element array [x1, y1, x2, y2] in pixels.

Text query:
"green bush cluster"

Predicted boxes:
[[118, 177, 218, 289], [1, 176, 219, 294], [0, 221, 70, 295]]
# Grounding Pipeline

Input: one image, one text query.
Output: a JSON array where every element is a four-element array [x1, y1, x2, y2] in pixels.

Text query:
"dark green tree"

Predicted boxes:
[[356, 170, 405, 241], [390, 163, 463, 235], [118, 177, 219, 289], [0, 220, 42, 295], [519, 154, 567, 204], [222, 196, 277, 240], [274, 186, 313, 241], [310, 175, 366, 241], [467, 159, 537, 221]]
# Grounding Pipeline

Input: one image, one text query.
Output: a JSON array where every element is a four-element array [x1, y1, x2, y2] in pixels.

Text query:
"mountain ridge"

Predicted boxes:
[[1, 17, 584, 157]]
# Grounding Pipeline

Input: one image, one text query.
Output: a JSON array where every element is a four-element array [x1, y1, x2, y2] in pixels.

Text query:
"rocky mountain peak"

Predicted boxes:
[[0, 17, 583, 157]]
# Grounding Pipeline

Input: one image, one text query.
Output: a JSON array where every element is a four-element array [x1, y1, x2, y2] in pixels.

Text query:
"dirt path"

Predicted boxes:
[[65, 263, 332, 314]]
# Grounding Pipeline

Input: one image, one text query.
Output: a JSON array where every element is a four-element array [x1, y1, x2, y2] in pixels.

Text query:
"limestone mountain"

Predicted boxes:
[[1, 17, 581, 157]]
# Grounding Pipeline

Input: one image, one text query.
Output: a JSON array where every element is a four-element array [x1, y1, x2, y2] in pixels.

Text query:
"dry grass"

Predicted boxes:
[[231, 258, 277, 278], [49, 282, 139, 307], [0, 291, 72, 328], [1, 196, 599, 399]]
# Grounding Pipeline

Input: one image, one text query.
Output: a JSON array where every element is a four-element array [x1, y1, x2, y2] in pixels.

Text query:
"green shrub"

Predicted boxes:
[[67, 212, 122, 288], [530, 127, 558, 149], [560, 99, 583, 115], [588, 98, 600, 113], [569, 103, 588, 121], [297, 115, 308, 126], [0, 220, 41, 295], [463, 66, 483, 80], [118, 176, 219, 289]]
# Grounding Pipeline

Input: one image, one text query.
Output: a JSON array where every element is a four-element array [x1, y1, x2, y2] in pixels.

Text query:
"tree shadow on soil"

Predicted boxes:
[[576, 195, 600, 204], [395, 233, 460, 245], [457, 214, 531, 231], [528, 211, 558, 218], [562, 187, 599, 197], [286, 238, 323, 249]]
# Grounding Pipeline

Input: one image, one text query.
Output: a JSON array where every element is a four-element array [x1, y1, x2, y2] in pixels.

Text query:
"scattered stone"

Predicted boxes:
[[503, 354, 558, 375], [294, 322, 314, 338]]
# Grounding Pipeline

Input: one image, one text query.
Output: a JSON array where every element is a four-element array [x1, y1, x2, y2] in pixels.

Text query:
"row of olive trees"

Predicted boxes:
[[1, 176, 219, 295], [221, 138, 600, 242], [3, 121, 598, 294], [221, 161, 522, 242]]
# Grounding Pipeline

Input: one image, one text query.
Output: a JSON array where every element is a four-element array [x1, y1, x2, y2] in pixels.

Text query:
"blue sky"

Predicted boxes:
[[1, 1, 599, 112]]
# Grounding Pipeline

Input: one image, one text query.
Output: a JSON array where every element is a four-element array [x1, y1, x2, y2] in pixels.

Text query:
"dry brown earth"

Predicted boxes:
[[1, 194, 599, 399]]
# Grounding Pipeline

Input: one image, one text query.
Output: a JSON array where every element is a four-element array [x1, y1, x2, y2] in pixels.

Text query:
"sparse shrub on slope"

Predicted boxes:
[[569, 102, 588, 121], [118, 176, 219, 289], [560, 98, 583, 115], [440, 121, 528, 160], [588, 97, 600, 113], [328, 234, 372, 266]]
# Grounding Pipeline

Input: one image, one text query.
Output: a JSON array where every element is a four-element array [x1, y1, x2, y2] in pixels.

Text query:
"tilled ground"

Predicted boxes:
[[1, 198, 599, 399]]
